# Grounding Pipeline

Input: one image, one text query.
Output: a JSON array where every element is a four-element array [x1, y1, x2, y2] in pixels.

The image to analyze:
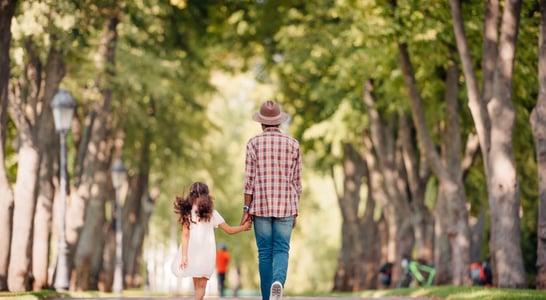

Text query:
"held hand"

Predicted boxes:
[[240, 213, 251, 226], [243, 219, 252, 231]]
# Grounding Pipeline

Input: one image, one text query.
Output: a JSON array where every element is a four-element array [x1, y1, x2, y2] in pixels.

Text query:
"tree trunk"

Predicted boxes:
[[358, 174, 380, 290], [332, 143, 367, 291], [397, 44, 471, 285], [434, 186, 452, 284], [450, 0, 492, 161], [8, 144, 40, 291], [125, 194, 154, 287], [440, 180, 470, 285], [72, 166, 113, 288], [469, 207, 486, 264], [361, 137, 391, 289], [533, 0, 546, 290], [7, 40, 47, 292], [6, 34, 67, 291], [32, 183, 54, 291], [349, 142, 381, 291], [99, 220, 115, 292], [487, 0, 525, 287], [332, 141, 382, 291], [72, 11, 119, 290], [33, 48, 65, 290], [123, 175, 148, 288], [33, 166, 54, 290], [378, 214, 389, 258], [451, 0, 526, 287], [399, 113, 434, 263], [333, 214, 359, 291], [66, 113, 96, 288], [362, 80, 414, 286], [123, 121, 150, 288], [90, 231, 106, 291], [443, 58, 471, 286], [0, 0, 18, 291]]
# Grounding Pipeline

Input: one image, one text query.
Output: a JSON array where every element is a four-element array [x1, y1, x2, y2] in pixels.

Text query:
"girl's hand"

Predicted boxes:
[[180, 255, 188, 269]]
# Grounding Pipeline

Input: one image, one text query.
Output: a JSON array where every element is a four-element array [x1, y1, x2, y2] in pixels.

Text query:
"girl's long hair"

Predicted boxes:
[[173, 181, 214, 226]]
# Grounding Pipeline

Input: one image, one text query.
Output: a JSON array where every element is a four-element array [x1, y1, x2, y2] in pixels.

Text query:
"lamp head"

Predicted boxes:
[[111, 159, 127, 189], [51, 89, 76, 133]]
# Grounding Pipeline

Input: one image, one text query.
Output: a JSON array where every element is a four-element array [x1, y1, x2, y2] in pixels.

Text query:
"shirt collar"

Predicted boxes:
[[264, 127, 281, 133]]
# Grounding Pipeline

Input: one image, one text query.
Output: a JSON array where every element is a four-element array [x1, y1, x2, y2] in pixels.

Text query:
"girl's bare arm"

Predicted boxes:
[[180, 224, 190, 268], [218, 220, 251, 234]]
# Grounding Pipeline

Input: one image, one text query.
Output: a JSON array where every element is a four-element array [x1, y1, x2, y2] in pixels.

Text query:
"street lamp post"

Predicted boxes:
[[51, 89, 76, 292], [111, 159, 127, 294]]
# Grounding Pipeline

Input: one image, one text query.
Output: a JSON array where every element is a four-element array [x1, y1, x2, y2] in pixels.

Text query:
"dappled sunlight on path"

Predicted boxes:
[[49, 297, 434, 300]]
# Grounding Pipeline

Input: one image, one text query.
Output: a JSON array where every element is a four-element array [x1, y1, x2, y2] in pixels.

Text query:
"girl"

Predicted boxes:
[[171, 182, 251, 300]]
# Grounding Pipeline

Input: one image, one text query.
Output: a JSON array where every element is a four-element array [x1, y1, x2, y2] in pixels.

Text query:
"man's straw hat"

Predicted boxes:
[[252, 100, 289, 125]]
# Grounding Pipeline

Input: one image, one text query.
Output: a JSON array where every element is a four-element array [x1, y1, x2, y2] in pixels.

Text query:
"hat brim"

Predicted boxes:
[[252, 112, 289, 125]]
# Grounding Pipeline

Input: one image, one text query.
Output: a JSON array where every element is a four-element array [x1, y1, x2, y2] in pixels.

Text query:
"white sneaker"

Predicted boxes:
[[270, 281, 283, 300]]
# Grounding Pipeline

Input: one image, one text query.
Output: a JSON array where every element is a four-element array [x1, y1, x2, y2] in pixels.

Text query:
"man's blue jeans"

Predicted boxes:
[[253, 215, 294, 300]]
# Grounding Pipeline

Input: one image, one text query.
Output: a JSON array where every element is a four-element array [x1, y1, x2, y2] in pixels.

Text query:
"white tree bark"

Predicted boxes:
[[450, 0, 526, 287], [0, 0, 18, 291]]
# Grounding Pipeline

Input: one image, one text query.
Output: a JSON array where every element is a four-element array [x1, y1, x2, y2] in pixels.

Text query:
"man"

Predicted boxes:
[[241, 100, 302, 300], [216, 243, 230, 297]]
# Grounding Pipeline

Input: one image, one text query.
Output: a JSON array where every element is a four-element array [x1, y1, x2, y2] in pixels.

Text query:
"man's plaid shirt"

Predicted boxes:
[[244, 127, 302, 217]]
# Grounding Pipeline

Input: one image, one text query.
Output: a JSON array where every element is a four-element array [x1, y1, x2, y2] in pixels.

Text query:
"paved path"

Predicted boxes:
[[48, 297, 435, 300]]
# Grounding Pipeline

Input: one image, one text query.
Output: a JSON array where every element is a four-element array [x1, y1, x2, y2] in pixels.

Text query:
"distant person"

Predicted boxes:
[[216, 243, 231, 297], [240, 100, 303, 300], [398, 256, 435, 287], [379, 262, 393, 287], [470, 256, 492, 287], [171, 182, 251, 300], [470, 261, 486, 285]]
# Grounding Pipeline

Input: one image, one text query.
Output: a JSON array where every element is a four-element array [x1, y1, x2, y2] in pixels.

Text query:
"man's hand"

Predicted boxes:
[[293, 216, 297, 228], [242, 219, 252, 231], [240, 213, 253, 231]]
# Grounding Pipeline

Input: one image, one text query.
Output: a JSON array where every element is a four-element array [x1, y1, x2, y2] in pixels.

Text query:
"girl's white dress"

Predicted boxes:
[[171, 207, 225, 279]]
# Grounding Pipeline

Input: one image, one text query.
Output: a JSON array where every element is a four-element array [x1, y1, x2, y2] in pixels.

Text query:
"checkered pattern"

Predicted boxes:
[[244, 127, 302, 217]]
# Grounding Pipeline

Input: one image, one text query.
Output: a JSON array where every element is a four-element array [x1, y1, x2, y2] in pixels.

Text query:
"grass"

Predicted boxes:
[[0, 289, 154, 299], [1, 286, 545, 299], [0, 290, 63, 300], [357, 285, 546, 300]]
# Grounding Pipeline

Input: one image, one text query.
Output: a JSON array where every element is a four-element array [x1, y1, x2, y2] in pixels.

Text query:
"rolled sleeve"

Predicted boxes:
[[293, 146, 302, 197], [243, 142, 256, 195]]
